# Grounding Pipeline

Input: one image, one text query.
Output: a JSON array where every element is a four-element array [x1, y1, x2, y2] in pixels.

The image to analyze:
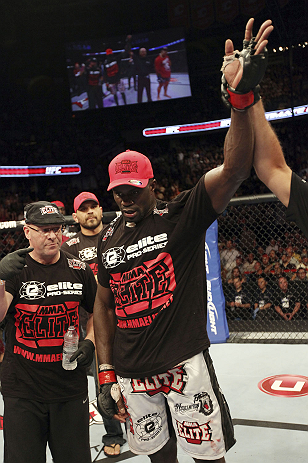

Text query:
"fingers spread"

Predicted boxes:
[[244, 18, 254, 42], [255, 19, 273, 42], [255, 39, 269, 55]]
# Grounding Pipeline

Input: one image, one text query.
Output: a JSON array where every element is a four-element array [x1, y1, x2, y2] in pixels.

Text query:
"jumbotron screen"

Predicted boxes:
[[65, 27, 192, 112]]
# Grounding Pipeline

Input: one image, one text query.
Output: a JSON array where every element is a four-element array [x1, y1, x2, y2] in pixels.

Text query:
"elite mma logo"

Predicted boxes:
[[79, 247, 97, 261], [131, 366, 187, 397], [135, 413, 163, 441], [115, 159, 138, 174], [102, 246, 126, 268], [19, 281, 46, 300], [175, 420, 213, 444], [40, 205, 58, 215]]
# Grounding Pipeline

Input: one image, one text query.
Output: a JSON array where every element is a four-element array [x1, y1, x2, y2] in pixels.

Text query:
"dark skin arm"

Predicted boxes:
[[205, 18, 274, 213], [93, 282, 128, 421]]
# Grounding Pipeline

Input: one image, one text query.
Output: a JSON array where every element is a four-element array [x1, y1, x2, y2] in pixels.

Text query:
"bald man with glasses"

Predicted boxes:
[[0, 201, 97, 463]]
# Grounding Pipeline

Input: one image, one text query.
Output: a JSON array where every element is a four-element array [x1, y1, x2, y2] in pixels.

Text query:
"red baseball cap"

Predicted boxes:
[[51, 200, 65, 209], [107, 150, 154, 191], [74, 192, 99, 212], [106, 48, 113, 55]]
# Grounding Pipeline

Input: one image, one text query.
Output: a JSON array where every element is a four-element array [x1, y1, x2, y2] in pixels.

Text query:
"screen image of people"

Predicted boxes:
[[66, 28, 192, 111]]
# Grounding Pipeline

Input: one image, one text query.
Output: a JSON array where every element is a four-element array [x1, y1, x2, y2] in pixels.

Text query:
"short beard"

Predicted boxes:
[[81, 219, 100, 230]]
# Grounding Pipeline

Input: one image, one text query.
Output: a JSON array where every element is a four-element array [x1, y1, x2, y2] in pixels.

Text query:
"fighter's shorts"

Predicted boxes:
[[118, 349, 236, 459], [157, 76, 170, 83]]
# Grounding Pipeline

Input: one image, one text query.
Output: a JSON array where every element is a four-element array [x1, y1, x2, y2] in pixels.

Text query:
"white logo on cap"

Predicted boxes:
[[40, 205, 59, 215], [128, 180, 143, 186]]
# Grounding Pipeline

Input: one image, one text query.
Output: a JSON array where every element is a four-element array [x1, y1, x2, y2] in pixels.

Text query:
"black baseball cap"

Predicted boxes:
[[24, 201, 65, 225]]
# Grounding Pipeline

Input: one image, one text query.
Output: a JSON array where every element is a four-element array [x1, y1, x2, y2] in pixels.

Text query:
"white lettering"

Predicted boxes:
[[271, 380, 305, 392], [45, 166, 62, 175], [126, 233, 168, 255], [46, 282, 83, 291]]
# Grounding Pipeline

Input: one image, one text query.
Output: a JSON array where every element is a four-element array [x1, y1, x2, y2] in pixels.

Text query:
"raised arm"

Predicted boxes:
[[251, 100, 292, 207], [205, 18, 273, 213]]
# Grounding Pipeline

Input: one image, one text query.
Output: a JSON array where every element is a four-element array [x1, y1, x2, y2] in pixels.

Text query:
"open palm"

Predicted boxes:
[[224, 18, 274, 89]]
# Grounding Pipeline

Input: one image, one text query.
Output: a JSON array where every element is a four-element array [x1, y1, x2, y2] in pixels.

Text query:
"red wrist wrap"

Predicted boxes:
[[227, 88, 254, 110], [99, 370, 117, 384]]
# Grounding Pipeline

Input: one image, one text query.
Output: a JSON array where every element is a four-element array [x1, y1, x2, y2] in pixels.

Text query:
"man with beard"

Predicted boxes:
[[61, 192, 125, 458], [61, 192, 104, 278]]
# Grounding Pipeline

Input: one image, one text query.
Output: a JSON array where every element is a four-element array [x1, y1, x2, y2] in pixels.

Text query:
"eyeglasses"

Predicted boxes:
[[27, 225, 63, 236]]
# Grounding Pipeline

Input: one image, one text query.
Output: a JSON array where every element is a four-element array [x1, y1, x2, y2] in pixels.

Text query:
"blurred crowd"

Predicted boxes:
[[0, 50, 308, 220]]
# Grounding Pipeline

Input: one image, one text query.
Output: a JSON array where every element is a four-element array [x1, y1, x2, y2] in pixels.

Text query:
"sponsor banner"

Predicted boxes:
[[0, 165, 81, 177], [205, 220, 229, 343], [143, 104, 308, 138]]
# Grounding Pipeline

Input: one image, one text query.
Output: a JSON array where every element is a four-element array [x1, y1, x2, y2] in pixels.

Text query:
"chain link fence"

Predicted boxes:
[[219, 195, 308, 344], [1, 201, 308, 344]]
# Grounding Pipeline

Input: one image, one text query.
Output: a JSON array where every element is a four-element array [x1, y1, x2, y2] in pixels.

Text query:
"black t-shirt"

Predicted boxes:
[[286, 172, 308, 238], [2, 250, 97, 402], [61, 230, 103, 277], [228, 286, 251, 320], [273, 289, 299, 313], [97, 176, 218, 378], [254, 287, 273, 320]]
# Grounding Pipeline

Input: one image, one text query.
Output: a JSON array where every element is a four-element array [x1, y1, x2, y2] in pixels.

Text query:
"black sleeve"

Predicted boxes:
[[286, 172, 308, 239], [81, 265, 97, 313]]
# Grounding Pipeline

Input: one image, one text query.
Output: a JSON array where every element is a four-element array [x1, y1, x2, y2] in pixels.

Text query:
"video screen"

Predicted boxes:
[[65, 27, 192, 111]]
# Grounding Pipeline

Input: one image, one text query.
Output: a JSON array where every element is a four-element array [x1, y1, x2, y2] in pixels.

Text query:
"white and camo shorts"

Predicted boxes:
[[118, 349, 236, 458]]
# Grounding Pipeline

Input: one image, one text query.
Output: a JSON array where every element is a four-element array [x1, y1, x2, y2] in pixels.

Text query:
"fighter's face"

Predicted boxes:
[[112, 181, 156, 224]]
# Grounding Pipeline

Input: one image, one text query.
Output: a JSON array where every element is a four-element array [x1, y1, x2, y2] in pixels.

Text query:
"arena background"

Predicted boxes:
[[0, 0, 308, 461]]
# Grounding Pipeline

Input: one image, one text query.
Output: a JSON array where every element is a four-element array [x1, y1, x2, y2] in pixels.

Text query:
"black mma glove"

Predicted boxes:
[[221, 36, 268, 111], [70, 339, 95, 367], [0, 248, 33, 280], [97, 365, 122, 420]]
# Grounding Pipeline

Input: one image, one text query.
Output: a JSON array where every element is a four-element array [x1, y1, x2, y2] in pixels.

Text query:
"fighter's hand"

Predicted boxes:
[[0, 247, 33, 280], [97, 366, 128, 422], [221, 18, 273, 111], [224, 18, 273, 89]]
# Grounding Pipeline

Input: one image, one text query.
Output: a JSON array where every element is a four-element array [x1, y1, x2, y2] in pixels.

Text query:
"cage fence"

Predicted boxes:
[[1, 201, 308, 343], [219, 195, 308, 344]]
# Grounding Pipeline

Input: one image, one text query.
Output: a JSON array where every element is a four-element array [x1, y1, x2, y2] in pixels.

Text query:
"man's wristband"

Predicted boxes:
[[98, 370, 117, 384], [98, 363, 116, 384], [227, 88, 254, 111]]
